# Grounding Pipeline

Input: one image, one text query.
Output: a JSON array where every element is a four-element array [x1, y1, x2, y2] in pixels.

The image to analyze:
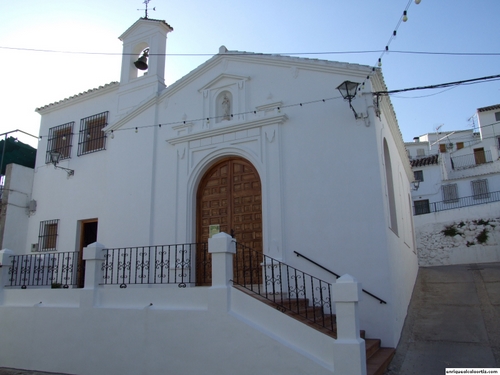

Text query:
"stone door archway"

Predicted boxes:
[[196, 157, 262, 285]]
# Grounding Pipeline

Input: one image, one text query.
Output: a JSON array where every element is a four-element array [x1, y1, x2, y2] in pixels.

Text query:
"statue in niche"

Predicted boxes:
[[221, 94, 231, 121]]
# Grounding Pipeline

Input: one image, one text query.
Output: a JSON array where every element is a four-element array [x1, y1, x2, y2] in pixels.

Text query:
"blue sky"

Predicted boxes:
[[0, 0, 499, 148]]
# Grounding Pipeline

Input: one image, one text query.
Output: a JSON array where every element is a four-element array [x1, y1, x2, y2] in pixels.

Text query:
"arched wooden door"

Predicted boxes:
[[196, 157, 263, 285]]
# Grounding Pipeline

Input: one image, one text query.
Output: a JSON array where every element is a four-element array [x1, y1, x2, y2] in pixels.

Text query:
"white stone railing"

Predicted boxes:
[[0, 233, 367, 375]]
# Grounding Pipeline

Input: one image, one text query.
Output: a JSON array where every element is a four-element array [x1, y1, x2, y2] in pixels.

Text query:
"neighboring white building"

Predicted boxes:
[[407, 104, 500, 266], [0, 17, 418, 375], [405, 106, 500, 215]]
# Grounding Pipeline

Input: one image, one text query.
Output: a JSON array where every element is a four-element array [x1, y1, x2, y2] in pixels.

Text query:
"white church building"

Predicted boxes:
[[0, 17, 418, 375]]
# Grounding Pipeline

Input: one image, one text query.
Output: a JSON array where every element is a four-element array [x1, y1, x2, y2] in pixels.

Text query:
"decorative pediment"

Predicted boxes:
[[198, 74, 250, 127], [119, 18, 173, 41], [198, 74, 250, 92]]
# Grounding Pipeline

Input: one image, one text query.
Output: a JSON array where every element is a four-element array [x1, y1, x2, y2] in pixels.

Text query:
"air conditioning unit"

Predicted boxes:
[[31, 243, 39, 252]]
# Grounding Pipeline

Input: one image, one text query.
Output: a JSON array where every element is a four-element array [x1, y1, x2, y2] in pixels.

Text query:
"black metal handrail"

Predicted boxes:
[[233, 243, 335, 332], [101, 243, 209, 288], [7, 252, 81, 288], [413, 190, 500, 215], [293, 251, 387, 304]]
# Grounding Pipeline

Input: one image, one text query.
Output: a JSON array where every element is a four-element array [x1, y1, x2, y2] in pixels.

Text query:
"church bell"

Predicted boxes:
[[134, 49, 149, 70]]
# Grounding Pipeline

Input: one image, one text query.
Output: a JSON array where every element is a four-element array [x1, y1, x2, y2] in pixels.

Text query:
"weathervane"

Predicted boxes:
[[138, 0, 155, 19]]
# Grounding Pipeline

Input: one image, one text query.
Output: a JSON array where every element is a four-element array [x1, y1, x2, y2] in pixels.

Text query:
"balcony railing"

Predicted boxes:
[[7, 252, 81, 288], [451, 150, 493, 170], [413, 190, 500, 215], [232, 243, 335, 332], [101, 243, 208, 287]]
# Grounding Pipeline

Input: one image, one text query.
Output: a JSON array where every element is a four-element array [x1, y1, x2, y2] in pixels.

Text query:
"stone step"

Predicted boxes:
[[234, 284, 394, 375], [366, 348, 396, 375]]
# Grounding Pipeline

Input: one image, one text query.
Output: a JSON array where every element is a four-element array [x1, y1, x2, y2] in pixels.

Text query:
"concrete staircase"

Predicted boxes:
[[235, 285, 395, 375]]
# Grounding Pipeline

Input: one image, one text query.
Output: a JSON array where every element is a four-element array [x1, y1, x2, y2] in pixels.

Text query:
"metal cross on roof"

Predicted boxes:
[[138, 0, 155, 19]]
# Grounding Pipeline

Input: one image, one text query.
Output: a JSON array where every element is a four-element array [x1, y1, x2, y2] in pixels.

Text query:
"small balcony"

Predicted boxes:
[[413, 190, 500, 215], [451, 149, 493, 170]]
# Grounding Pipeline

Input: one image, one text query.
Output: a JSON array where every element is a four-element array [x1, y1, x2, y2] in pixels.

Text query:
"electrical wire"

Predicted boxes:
[[375, 74, 500, 96], [1, 45, 499, 57], [391, 86, 458, 99], [37, 95, 344, 140]]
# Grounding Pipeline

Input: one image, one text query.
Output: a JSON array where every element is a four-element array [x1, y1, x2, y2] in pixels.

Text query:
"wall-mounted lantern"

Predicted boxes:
[[50, 151, 74, 177], [336, 80, 360, 119]]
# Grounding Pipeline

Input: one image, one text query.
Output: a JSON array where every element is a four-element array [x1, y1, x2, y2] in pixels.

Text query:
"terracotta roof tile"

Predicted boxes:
[[35, 82, 119, 112], [140, 17, 173, 30], [410, 154, 439, 168], [478, 104, 500, 112]]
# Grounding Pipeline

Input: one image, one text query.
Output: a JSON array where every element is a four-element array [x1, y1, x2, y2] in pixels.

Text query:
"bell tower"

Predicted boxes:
[[118, 18, 173, 91]]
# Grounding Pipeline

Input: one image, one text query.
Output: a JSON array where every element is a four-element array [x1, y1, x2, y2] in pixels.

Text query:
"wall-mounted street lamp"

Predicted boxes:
[[50, 151, 74, 177], [411, 180, 420, 191], [336, 80, 361, 119]]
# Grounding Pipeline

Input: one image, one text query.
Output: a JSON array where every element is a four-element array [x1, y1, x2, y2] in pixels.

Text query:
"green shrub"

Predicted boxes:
[[476, 229, 488, 244], [442, 225, 458, 237]]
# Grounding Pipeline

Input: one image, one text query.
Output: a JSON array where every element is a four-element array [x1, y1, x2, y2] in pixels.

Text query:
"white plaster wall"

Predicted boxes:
[[0, 164, 34, 250], [411, 163, 442, 200], [411, 164, 500, 214], [369, 99, 418, 347], [0, 287, 335, 375], [27, 87, 118, 254], [25, 52, 418, 348], [478, 109, 500, 141]]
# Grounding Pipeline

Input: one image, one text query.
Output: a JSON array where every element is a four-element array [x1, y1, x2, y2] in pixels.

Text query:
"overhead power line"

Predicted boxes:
[[0, 45, 499, 57], [375, 74, 500, 96]]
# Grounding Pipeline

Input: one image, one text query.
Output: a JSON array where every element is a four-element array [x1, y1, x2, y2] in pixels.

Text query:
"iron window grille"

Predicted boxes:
[[38, 219, 59, 252], [413, 170, 424, 182], [442, 183, 459, 203], [77, 111, 108, 156], [472, 179, 489, 200], [45, 122, 74, 164], [414, 199, 430, 215]]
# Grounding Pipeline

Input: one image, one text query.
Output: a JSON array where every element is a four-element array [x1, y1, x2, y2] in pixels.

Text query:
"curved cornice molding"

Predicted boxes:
[[166, 114, 288, 145]]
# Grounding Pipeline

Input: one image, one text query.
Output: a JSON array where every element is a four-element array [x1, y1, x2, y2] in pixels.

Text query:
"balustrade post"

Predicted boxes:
[[83, 242, 105, 289], [208, 232, 235, 287], [81, 242, 105, 307], [0, 249, 14, 305], [332, 274, 367, 375], [208, 233, 235, 314]]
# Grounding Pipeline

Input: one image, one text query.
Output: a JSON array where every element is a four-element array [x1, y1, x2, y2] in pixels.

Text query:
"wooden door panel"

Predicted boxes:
[[196, 158, 262, 285]]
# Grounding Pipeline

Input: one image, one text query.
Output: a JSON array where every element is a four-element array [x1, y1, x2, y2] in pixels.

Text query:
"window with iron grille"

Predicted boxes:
[[414, 170, 424, 182], [78, 111, 108, 156], [442, 184, 458, 203], [495, 111, 500, 122], [45, 122, 74, 163], [38, 219, 59, 252], [414, 199, 430, 215], [472, 179, 489, 200]]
